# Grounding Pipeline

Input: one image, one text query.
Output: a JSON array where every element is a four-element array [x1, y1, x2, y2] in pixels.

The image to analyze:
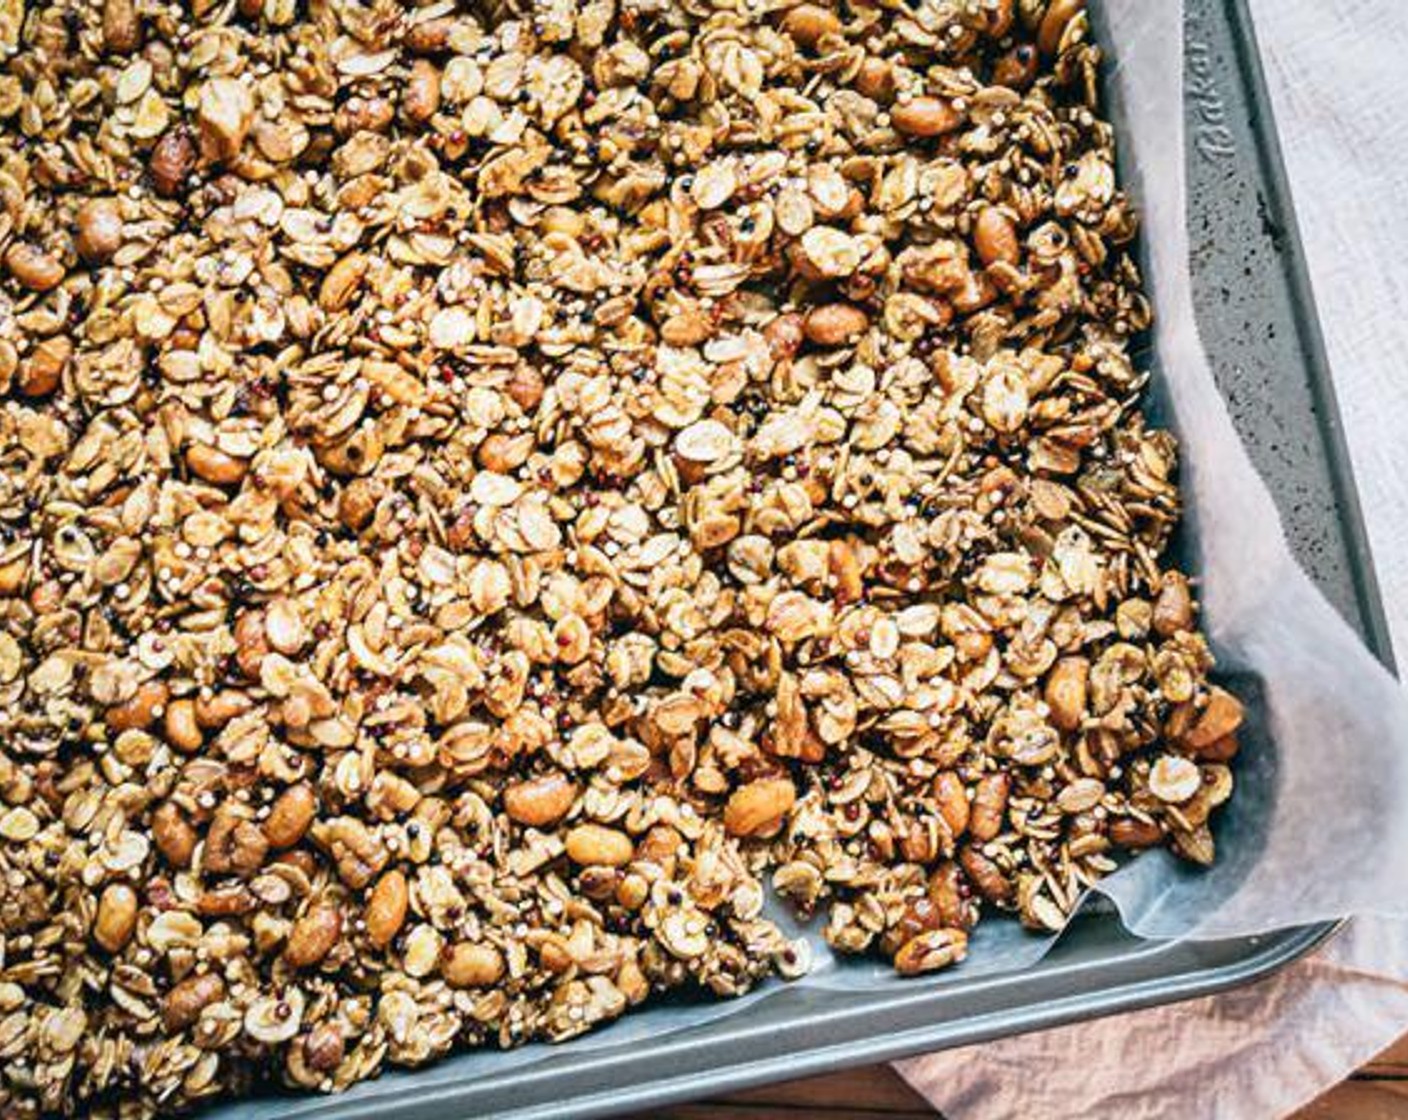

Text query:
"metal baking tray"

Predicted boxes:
[[211, 1, 1393, 1116]]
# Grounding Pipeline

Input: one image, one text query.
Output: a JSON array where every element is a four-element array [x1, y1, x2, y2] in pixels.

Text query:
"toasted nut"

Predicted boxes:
[[149, 128, 197, 197], [92, 883, 138, 952], [1109, 816, 1163, 848], [969, 773, 1009, 842], [162, 972, 225, 1032], [960, 846, 1013, 905], [802, 303, 869, 346], [264, 784, 317, 849], [204, 809, 269, 877], [764, 311, 806, 359], [1152, 572, 1195, 636], [403, 59, 441, 123], [505, 364, 545, 411], [782, 3, 842, 47], [233, 610, 270, 679], [891, 96, 961, 137], [106, 680, 169, 733], [1148, 755, 1201, 803], [1038, 0, 1085, 56], [364, 869, 409, 948], [101, 0, 141, 53], [337, 477, 382, 531], [196, 78, 254, 162], [1045, 656, 1088, 731], [723, 777, 797, 837], [893, 928, 968, 975], [931, 770, 970, 838], [75, 198, 124, 263], [186, 443, 248, 486], [1182, 687, 1245, 752], [441, 941, 504, 988], [993, 43, 1038, 89], [928, 861, 976, 930], [284, 904, 343, 968], [564, 823, 635, 866], [4, 243, 65, 292], [974, 208, 1020, 266], [503, 772, 578, 827], [302, 1022, 345, 1073], [853, 57, 896, 102], [152, 802, 198, 868], [405, 17, 452, 53], [162, 698, 203, 752], [194, 689, 254, 729], [17, 336, 70, 398]]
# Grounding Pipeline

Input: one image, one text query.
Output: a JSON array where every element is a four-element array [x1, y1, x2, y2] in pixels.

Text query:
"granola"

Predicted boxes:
[[0, 0, 1246, 1114]]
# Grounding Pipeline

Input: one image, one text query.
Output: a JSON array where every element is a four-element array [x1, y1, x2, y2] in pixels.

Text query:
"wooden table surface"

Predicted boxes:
[[634, 1037, 1408, 1119]]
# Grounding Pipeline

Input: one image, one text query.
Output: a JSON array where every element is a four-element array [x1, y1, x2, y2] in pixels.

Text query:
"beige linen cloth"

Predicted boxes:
[[896, 2, 1408, 1116]]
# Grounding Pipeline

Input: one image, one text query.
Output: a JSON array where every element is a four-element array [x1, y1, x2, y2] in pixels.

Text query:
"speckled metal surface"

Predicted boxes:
[[207, 3, 1389, 1117]]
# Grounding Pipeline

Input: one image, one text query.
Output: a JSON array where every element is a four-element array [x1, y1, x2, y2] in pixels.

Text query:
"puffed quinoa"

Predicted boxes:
[[0, 0, 1245, 1114]]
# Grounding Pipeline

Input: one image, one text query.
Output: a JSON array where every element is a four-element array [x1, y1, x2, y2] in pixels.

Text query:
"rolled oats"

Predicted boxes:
[[0, 0, 1246, 1114]]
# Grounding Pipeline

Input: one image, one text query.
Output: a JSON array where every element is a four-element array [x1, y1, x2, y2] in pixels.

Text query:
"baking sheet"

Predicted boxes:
[[209, 2, 1408, 1115]]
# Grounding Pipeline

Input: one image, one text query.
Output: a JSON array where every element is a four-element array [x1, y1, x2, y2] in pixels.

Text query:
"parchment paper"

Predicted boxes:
[[212, 2, 1408, 1114]]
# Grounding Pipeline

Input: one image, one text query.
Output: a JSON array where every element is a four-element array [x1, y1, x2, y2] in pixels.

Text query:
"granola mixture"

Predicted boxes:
[[0, 0, 1248, 1113]]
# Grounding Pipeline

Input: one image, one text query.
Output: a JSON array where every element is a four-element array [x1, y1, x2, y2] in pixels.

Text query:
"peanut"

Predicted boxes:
[[402, 59, 441, 124], [802, 303, 869, 346], [781, 4, 842, 48], [101, 0, 141, 54], [1109, 816, 1163, 849], [890, 96, 961, 138], [564, 823, 635, 867], [163, 698, 203, 752], [16, 336, 70, 398], [503, 772, 578, 827], [974, 207, 1020, 266], [263, 783, 317, 849], [152, 802, 198, 868], [284, 904, 343, 968], [853, 57, 896, 102], [1044, 656, 1088, 732], [4, 243, 65, 292], [1182, 687, 1245, 753], [162, 972, 225, 1032], [106, 680, 170, 733], [303, 1023, 345, 1073], [723, 776, 797, 837], [186, 443, 247, 486], [441, 941, 504, 988], [364, 869, 409, 948], [92, 883, 138, 952], [75, 197, 124, 263], [233, 610, 270, 679], [194, 688, 253, 729], [1152, 572, 1194, 636], [405, 17, 452, 54], [149, 128, 196, 198]]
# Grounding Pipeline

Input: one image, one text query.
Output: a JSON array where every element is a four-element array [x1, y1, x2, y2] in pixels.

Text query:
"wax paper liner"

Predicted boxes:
[[209, 2, 1408, 1114]]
